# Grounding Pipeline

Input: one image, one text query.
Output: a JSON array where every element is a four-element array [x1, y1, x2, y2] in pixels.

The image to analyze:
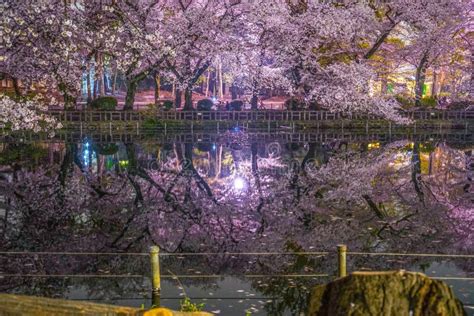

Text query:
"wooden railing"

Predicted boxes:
[[46, 110, 474, 123]]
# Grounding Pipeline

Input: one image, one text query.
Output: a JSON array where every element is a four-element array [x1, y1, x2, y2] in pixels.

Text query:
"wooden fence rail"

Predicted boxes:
[[45, 110, 474, 123]]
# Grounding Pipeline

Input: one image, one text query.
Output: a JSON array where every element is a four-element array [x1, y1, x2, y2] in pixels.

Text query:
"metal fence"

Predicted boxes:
[[45, 110, 474, 123]]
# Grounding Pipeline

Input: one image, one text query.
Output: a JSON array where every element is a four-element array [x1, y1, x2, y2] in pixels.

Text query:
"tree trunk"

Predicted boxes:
[[86, 69, 92, 104], [470, 49, 474, 99], [154, 72, 161, 105], [124, 80, 138, 111], [208, 151, 216, 177], [205, 70, 211, 97], [98, 53, 105, 96], [93, 77, 97, 100], [183, 86, 193, 111], [111, 71, 117, 96], [415, 51, 429, 107], [251, 94, 258, 110], [12, 78, 20, 96], [215, 144, 222, 179], [218, 60, 224, 99], [230, 83, 238, 100], [364, 26, 395, 60], [175, 87, 182, 109], [380, 75, 387, 95], [431, 68, 438, 98], [308, 271, 465, 316]]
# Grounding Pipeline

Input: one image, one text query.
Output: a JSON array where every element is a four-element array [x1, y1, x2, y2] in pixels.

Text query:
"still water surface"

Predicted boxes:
[[0, 130, 473, 315]]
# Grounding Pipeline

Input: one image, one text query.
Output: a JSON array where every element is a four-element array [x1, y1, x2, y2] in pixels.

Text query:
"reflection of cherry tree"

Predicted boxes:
[[1, 138, 472, 314]]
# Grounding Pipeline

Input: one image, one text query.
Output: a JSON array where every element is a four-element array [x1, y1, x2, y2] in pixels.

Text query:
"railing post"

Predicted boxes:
[[337, 244, 347, 278], [150, 245, 161, 307]]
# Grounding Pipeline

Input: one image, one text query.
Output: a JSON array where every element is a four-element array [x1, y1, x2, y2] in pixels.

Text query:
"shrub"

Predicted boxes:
[[90, 96, 117, 111], [285, 98, 304, 111], [161, 100, 174, 111], [420, 97, 437, 108], [197, 98, 214, 111], [394, 95, 415, 109], [229, 100, 243, 111]]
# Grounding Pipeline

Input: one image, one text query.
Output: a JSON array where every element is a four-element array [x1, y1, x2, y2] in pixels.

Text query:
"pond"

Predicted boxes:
[[0, 129, 472, 315]]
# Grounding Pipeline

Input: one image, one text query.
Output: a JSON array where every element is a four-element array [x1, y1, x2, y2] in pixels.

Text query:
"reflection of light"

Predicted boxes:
[[234, 177, 246, 190], [368, 142, 380, 150], [119, 160, 129, 167], [212, 144, 216, 151], [83, 141, 91, 166], [233, 126, 240, 132]]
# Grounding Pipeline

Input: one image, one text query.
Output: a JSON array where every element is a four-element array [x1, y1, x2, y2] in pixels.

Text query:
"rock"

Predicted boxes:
[[307, 270, 466, 316]]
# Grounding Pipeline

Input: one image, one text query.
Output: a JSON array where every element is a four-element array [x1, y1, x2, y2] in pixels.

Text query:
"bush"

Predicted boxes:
[[229, 100, 243, 111], [161, 100, 174, 111], [197, 98, 214, 111], [420, 97, 437, 108], [90, 96, 117, 111]]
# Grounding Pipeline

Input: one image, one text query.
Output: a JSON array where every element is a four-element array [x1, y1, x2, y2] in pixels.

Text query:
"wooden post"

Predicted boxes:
[[150, 246, 161, 307], [337, 244, 347, 278]]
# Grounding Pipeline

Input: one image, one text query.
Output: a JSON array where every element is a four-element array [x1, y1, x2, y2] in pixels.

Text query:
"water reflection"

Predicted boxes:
[[0, 131, 472, 315]]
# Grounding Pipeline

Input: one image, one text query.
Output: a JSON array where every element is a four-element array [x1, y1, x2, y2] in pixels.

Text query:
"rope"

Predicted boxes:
[[0, 274, 329, 278], [0, 251, 329, 256], [347, 252, 474, 258]]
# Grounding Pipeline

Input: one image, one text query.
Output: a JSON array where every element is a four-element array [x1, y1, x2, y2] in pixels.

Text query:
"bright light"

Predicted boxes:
[[233, 177, 246, 190]]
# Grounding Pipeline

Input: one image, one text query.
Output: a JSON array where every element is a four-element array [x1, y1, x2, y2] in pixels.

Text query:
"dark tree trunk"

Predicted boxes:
[[183, 87, 193, 111], [111, 72, 117, 96], [364, 26, 396, 60], [230, 83, 238, 100], [302, 143, 317, 171], [86, 70, 92, 104], [124, 80, 138, 111], [12, 78, 20, 96], [124, 72, 147, 111], [154, 72, 160, 105], [251, 93, 258, 110], [411, 141, 424, 202], [415, 51, 429, 107], [93, 78, 98, 100], [175, 88, 182, 109]]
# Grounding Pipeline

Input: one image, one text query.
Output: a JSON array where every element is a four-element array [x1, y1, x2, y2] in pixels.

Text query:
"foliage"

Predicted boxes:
[[161, 100, 174, 111], [0, 144, 47, 165], [419, 97, 437, 108], [196, 99, 214, 111], [89, 97, 117, 111], [180, 297, 205, 312]]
